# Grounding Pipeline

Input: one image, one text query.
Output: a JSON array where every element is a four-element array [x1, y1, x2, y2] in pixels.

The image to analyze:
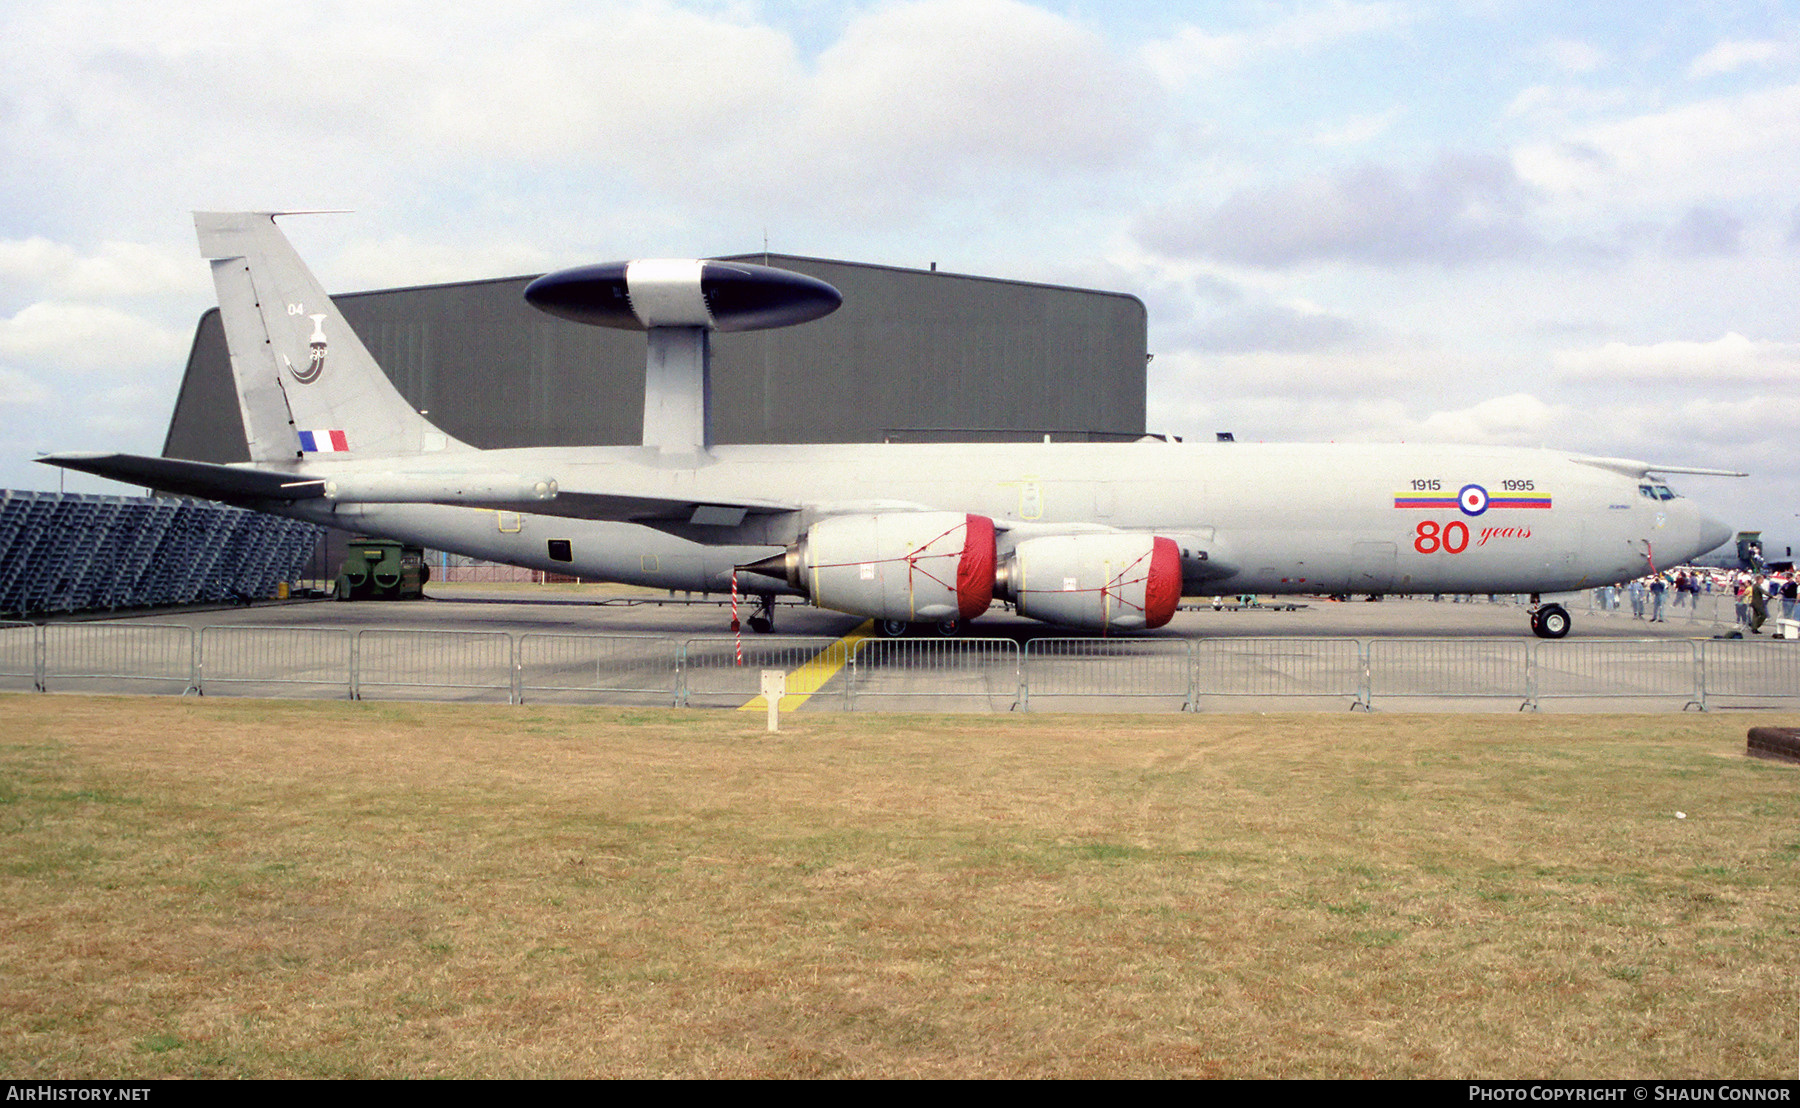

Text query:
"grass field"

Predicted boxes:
[[1, 694, 1795, 1078]]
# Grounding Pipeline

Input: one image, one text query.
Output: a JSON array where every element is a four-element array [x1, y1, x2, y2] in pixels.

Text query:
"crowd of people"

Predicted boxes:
[[1594, 567, 1798, 632]]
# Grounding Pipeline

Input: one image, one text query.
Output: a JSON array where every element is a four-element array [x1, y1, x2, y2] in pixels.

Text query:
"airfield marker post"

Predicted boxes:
[[761, 669, 785, 731]]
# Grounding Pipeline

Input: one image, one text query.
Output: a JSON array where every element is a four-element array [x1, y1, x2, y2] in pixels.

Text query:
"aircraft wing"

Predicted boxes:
[[38, 452, 1139, 550], [526, 490, 802, 545]]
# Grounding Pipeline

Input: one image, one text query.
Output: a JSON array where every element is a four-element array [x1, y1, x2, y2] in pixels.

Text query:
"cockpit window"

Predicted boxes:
[[1638, 483, 1678, 501]]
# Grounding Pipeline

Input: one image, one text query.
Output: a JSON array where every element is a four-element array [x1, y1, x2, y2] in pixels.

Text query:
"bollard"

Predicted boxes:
[[761, 669, 786, 732]]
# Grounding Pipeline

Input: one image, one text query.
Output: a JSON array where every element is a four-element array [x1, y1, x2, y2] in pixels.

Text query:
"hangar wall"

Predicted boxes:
[[162, 255, 1147, 463]]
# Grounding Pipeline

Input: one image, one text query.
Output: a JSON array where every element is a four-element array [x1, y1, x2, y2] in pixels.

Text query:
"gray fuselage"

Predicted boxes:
[[270, 438, 1726, 603]]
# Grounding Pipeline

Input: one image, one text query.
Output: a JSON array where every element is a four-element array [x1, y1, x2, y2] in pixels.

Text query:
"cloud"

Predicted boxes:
[[1513, 82, 1800, 210], [737, 0, 1159, 228], [1553, 332, 1800, 386], [80, 379, 179, 438], [1411, 393, 1566, 445], [1311, 109, 1402, 148], [1505, 84, 1640, 123], [1147, 389, 1574, 450], [1142, 26, 1243, 82], [0, 1, 1154, 231], [1137, 154, 1542, 267], [0, 367, 51, 406], [0, 301, 188, 373], [1143, 1, 1414, 86], [1151, 341, 1480, 401], [413, 4, 806, 163], [1688, 40, 1794, 80], [1535, 38, 1608, 75], [1661, 206, 1741, 257], [0, 237, 196, 300], [815, 0, 1142, 159], [1283, 392, 1569, 449], [1587, 396, 1800, 481], [1175, 301, 1361, 354], [0, 239, 74, 291]]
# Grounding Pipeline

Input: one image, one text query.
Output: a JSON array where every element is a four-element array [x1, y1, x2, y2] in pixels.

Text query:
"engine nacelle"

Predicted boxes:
[[749, 512, 995, 623], [999, 533, 1182, 631]]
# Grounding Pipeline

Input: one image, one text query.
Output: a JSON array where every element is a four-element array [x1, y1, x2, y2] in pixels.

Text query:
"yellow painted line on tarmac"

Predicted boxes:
[[738, 619, 874, 713]]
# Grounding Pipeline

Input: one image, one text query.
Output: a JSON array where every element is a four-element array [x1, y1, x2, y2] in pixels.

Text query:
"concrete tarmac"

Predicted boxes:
[[14, 583, 1788, 714], [87, 582, 1743, 643]]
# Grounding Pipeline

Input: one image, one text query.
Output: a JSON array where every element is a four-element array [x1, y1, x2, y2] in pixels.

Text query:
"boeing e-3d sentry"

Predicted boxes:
[[42, 212, 1738, 639]]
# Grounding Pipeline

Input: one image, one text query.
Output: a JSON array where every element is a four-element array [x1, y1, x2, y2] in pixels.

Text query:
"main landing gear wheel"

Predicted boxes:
[[1530, 603, 1571, 639], [876, 618, 962, 638], [747, 594, 776, 634]]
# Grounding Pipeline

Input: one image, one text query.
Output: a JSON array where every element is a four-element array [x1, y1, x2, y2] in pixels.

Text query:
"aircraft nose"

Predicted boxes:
[[1697, 513, 1733, 558]]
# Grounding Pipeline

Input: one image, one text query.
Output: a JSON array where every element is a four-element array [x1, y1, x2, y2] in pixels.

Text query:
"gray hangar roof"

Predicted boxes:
[[162, 253, 1148, 464]]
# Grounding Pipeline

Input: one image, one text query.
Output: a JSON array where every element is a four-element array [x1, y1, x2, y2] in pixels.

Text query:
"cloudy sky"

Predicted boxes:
[[3, 0, 1796, 542]]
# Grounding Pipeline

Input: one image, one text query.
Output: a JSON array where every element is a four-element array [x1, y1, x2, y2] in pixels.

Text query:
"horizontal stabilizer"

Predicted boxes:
[[38, 453, 322, 504], [36, 452, 809, 528]]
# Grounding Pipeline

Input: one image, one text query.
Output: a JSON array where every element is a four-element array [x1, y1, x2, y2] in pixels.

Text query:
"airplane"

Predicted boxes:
[[41, 211, 1739, 640], [1691, 528, 1799, 573]]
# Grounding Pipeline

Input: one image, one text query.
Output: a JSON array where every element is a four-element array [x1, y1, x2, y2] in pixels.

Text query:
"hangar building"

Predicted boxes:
[[8, 255, 1147, 612], [163, 254, 1149, 461]]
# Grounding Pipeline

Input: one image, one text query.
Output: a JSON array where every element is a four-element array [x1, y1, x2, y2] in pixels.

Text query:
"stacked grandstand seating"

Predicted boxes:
[[0, 490, 324, 616]]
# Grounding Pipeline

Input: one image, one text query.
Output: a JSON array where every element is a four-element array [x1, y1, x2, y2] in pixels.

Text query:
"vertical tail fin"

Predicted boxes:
[[194, 212, 469, 463]]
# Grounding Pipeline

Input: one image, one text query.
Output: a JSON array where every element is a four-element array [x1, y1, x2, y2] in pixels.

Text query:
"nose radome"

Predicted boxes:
[[1696, 513, 1733, 559]]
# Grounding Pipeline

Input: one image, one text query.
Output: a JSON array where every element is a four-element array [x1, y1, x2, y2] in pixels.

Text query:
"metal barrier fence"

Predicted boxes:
[[199, 626, 354, 698], [681, 636, 851, 708], [1701, 639, 1800, 707], [1021, 638, 1188, 709], [1194, 638, 1365, 709], [852, 637, 1022, 710], [1367, 638, 1530, 708], [42, 623, 196, 693], [0, 620, 38, 689], [1, 622, 1795, 711], [1532, 640, 1702, 709], [517, 633, 682, 706], [353, 629, 515, 702]]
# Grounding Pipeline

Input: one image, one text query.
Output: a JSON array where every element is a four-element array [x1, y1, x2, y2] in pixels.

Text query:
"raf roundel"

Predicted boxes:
[[1458, 484, 1489, 516]]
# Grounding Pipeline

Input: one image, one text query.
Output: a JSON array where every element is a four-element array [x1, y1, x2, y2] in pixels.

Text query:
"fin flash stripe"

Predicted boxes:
[[299, 429, 349, 453]]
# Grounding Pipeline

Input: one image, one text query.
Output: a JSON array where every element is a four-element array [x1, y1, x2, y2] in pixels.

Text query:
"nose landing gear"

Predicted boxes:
[[1529, 599, 1571, 639]]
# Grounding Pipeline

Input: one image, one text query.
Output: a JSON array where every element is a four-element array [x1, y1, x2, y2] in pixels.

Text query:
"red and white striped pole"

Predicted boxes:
[[731, 570, 743, 666]]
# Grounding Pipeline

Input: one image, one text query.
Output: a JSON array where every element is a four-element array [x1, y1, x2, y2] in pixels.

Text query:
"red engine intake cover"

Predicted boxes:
[[958, 514, 997, 620], [1143, 536, 1181, 629]]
